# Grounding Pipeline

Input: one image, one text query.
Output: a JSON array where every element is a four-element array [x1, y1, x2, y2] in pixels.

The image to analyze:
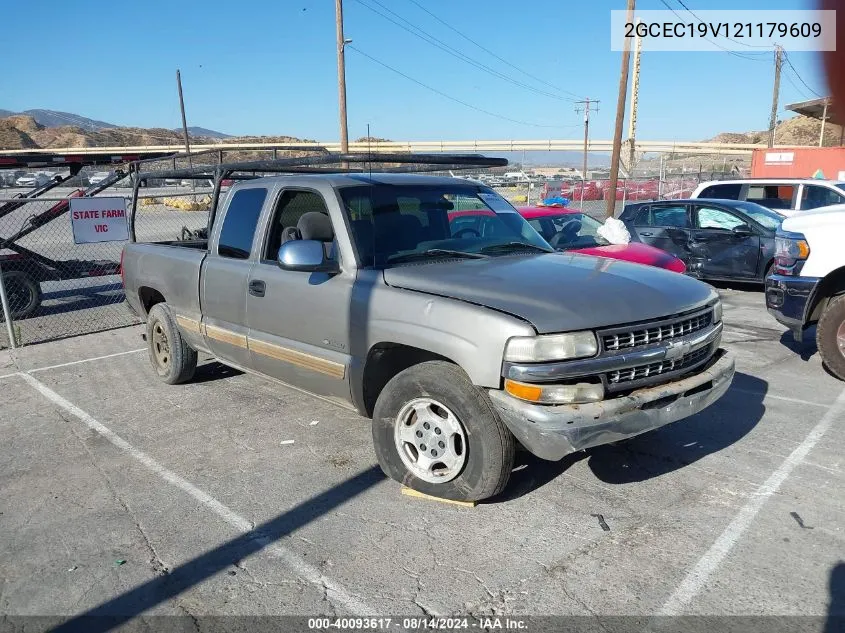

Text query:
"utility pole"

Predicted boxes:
[[605, 0, 635, 219], [819, 97, 830, 147], [176, 69, 192, 159], [336, 0, 350, 155], [768, 45, 783, 148], [176, 69, 194, 195], [575, 98, 599, 206], [626, 18, 642, 178]]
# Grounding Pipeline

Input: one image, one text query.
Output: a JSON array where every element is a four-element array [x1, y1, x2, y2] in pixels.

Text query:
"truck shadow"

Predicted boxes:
[[826, 562, 845, 633], [494, 371, 767, 500], [779, 326, 818, 362]]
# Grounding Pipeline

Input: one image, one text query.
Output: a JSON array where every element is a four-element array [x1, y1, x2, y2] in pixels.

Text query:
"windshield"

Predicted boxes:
[[339, 184, 551, 267], [730, 201, 784, 230], [526, 213, 609, 250]]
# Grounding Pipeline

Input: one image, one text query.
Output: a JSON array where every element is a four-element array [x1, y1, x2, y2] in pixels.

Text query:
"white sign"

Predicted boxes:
[[764, 152, 795, 165], [69, 197, 129, 244]]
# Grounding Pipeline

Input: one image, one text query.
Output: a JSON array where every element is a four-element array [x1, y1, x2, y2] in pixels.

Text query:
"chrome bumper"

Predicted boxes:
[[488, 349, 735, 461]]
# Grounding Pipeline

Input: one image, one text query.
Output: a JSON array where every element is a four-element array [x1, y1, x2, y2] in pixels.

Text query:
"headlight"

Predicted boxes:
[[504, 331, 598, 362], [505, 379, 604, 404], [774, 231, 810, 275], [713, 300, 722, 324]]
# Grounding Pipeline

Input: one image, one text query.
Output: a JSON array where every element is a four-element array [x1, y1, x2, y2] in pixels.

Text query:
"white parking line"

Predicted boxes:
[[26, 348, 146, 374], [730, 387, 832, 408], [0, 372, 17, 380], [659, 386, 845, 616], [17, 372, 376, 616]]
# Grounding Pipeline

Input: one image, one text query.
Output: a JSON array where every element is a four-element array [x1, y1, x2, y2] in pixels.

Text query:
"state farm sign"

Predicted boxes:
[[69, 197, 129, 244]]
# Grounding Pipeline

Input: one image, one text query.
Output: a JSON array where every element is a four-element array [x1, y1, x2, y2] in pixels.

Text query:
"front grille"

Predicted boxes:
[[607, 345, 711, 385], [602, 310, 712, 352]]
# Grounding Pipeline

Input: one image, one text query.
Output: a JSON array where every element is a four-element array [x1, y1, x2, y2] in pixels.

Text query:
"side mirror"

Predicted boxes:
[[732, 224, 753, 236], [277, 240, 339, 273]]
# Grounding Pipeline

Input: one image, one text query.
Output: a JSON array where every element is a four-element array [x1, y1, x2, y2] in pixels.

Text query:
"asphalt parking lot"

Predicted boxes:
[[1, 287, 843, 631]]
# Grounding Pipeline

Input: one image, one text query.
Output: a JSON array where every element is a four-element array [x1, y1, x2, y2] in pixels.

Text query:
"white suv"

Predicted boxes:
[[691, 179, 845, 216], [766, 204, 845, 380]]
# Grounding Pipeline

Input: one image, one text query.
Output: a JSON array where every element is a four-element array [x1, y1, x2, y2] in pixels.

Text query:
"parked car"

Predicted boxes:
[[15, 172, 51, 188], [88, 171, 114, 186], [691, 178, 845, 216], [766, 205, 845, 380], [511, 206, 685, 272], [0, 170, 26, 187], [620, 199, 783, 283], [123, 172, 734, 502]]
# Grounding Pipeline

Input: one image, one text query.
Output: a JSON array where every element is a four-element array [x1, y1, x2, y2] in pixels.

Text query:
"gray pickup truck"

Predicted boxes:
[[122, 170, 735, 501]]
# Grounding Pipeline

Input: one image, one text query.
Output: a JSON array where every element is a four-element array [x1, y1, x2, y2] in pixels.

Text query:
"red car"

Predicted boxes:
[[517, 206, 686, 273]]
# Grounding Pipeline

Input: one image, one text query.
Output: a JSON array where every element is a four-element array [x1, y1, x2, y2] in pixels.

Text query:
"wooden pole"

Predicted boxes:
[[605, 0, 635, 219], [768, 46, 783, 148], [336, 0, 349, 154]]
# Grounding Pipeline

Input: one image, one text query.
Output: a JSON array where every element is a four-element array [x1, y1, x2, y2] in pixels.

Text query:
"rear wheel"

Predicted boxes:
[[1, 270, 42, 320], [816, 294, 845, 381], [372, 361, 515, 502], [146, 302, 197, 384]]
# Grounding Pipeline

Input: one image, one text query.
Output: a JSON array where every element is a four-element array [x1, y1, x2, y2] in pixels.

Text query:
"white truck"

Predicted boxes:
[[766, 205, 845, 380]]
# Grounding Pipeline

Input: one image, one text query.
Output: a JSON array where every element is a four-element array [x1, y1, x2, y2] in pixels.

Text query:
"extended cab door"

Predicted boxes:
[[628, 202, 693, 263], [245, 187, 354, 403], [689, 203, 760, 279], [201, 185, 269, 368]]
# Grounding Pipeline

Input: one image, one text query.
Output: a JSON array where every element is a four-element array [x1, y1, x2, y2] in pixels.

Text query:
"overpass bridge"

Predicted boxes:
[[0, 138, 768, 157]]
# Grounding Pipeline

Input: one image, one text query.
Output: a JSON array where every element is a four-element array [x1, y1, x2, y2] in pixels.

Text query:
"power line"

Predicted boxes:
[[403, 0, 582, 100], [346, 45, 582, 129], [351, 0, 577, 102], [782, 65, 815, 100], [782, 51, 823, 97], [658, 0, 767, 61]]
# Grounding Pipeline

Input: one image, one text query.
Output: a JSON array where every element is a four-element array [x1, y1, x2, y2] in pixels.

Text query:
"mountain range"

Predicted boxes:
[[0, 108, 230, 139]]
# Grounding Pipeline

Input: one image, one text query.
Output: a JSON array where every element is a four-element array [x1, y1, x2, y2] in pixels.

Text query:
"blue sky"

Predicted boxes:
[[1, 0, 829, 142]]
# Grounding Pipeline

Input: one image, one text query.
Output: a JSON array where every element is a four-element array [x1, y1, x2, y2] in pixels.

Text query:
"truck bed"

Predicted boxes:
[[122, 241, 206, 319]]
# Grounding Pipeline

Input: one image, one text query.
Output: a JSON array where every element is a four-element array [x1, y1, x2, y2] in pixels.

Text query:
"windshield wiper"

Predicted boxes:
[[387, 249, 489, 264], [480, 242, 553, 255]]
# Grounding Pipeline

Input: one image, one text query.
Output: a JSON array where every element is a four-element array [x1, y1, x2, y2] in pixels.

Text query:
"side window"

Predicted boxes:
[[217, 188, 268, 259], [633, 206, 651, 226], [695, 206, 745, 230], [265, 190, 332, 259], [801, 185, 845, 210], [700, 183, 741, 199], [651, 205, 690, 228], [746, 184, 794, 210]]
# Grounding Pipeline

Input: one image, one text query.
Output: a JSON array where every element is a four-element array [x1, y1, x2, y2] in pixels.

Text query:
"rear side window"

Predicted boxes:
[[746, 184, 794, 210], [217, 188, 268, 259], [651, 205, 690, 227], [700, 183, 741, 199], [801, 184, 845, 210], [632, 206, 651, 226]]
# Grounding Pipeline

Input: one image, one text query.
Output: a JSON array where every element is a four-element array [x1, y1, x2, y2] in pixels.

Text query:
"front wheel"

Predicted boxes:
[[372, 361, 515, 502], [817, 294, 845, 381]]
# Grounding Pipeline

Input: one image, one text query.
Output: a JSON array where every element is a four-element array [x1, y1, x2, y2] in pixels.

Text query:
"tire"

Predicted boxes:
[[146, 302, 197, 384], [816, 293, 845, 381], [372, 361, 515, 502], [1, 270, 42, 320]]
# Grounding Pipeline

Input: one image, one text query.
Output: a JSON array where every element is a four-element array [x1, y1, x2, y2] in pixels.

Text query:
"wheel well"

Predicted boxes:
[[138, 286, 166, 315], [807, 266, 845, 323], [361, 343, 451, 417]]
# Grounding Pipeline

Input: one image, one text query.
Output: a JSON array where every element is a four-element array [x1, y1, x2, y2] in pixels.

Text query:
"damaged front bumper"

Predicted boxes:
[[487, 349, 735, 461]]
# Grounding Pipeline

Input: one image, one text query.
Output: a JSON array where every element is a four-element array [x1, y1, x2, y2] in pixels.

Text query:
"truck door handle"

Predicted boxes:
[[639, 231, 653, 237], [249, 280, 266, 297]]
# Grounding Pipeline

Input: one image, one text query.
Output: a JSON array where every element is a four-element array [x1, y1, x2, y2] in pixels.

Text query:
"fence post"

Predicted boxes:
[[0, 261, 17, 349]]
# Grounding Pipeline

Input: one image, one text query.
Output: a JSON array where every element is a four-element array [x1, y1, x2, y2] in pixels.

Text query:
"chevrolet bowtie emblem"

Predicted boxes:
[[664, 340, 692, 361]]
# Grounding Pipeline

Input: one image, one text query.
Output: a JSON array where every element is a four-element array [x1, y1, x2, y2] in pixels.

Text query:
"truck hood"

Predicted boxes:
[[382, 253, 716, 333]]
